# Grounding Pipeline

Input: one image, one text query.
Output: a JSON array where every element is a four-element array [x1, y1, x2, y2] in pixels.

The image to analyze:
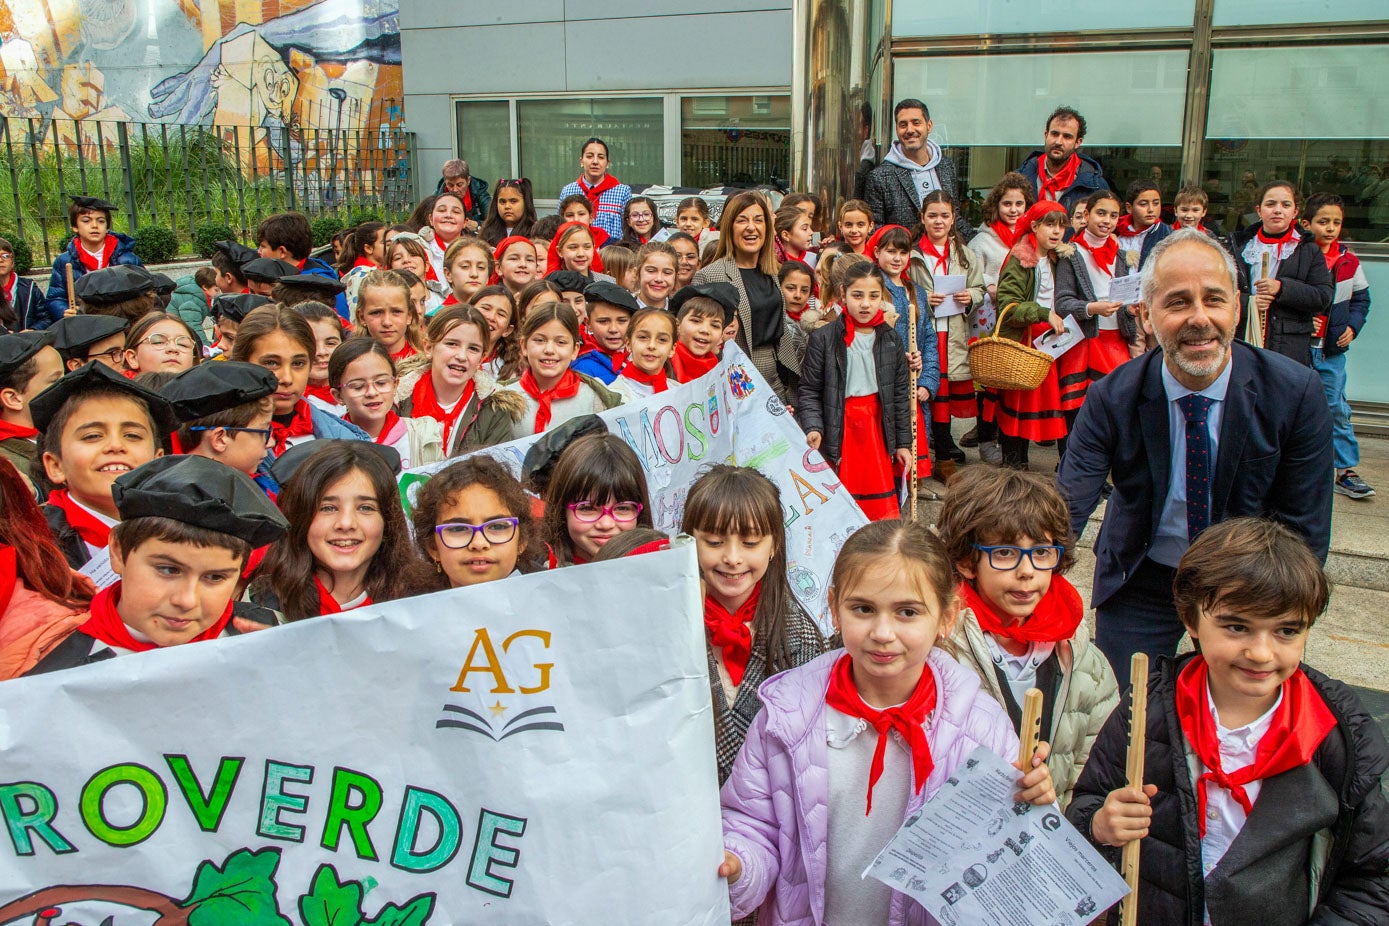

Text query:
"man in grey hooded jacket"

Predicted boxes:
[[864, 99, 973, 238]]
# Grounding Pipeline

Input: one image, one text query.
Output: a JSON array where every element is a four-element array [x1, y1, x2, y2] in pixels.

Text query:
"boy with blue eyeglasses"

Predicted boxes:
[[937, 464, 1118, 808]]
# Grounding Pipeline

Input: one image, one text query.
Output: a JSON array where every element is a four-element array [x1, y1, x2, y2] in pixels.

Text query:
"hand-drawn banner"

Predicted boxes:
[[0, 545, 730, 925], [399, 345, 867, 628]]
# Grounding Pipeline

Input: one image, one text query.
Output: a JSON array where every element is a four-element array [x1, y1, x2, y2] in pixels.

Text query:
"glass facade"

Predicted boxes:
[[893, 0, 1195, 37], [680, 95, 791, 189]]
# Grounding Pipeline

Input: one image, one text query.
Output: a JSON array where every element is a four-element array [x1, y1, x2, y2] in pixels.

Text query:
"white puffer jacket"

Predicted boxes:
[[952, 605, 1119, 809]]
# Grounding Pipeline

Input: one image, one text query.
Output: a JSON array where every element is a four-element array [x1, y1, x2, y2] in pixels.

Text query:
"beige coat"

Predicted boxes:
[[953, 605, 1119, 808]]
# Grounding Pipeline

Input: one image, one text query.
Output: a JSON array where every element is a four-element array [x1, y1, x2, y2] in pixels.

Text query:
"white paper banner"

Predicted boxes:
[[0, 545, 731, 925], [397, 344, 867, 628]]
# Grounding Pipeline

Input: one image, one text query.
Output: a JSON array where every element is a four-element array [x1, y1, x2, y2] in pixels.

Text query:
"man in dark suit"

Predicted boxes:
[[1059, 228, 1332, 687], [863, 99, 972, 238]]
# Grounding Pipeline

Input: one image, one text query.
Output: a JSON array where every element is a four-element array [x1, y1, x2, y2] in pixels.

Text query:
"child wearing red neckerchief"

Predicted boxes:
[[718, 520, 1056, 924], [1069, 517, 1389, 926], [939, 465, 1118, 807], [1115, 179, 1173, 270], [0, 333, 64, 492], [669, 284, 737, 383], [44, 196, 143, 323], [610, 308, 676, 403]]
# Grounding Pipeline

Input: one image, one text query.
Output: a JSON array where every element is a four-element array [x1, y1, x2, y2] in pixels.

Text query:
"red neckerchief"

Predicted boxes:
[[990, 220, 1019, 250], [74, 235, 117, 272], [315, 576, 372, 615], [844, 310, 885, 347], [271, 400, 315, 456], [824, 652, 938, 814], [391, 343, 418, 362], [1074, 231, 1119, 276], [671, 342, 719, 382], [411, 374, 473, 449], [1175, 657, 1337, 837], [786, 302, 805, 322], [520, 368, 581, 433], [348, 409, 403, 447], [80, 582, 234, 654], [441, 293, 460, 307], [1255, 225, 1298, 262], [582, 345, 627, 377], [0, 546, 16, 616], [1038, 154, 1080, 201], [960, 575, 1083, 643], [704, 584, 759, 687], [579, 174, 620, 211], [46, 489, 112, 547], [0, 419, 38, 441], [1114, 215, 1156, 239], [1321, 241, 1343, 271], [352, 257, 376, 271], [621, 363, 668, 393], [303, 382, 336, 404], [461, 186, 473, 214], [920, 235, 951, 276]]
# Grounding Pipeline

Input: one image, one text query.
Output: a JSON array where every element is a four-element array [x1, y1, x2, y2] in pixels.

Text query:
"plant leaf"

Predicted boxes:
[[181, 846, 292, 926], [298, 864, 365, 926], [362, 894, 436, 926]]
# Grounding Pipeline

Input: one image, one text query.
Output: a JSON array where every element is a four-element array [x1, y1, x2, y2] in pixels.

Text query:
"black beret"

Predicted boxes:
[[546, 270, 588, 294], [161, 361, 277, 422], [241, 257, 298, 283], [0, 330, 54, 374], [112, 455, 288, 547], [147, 272, 178, 295], [73, 265, 157, 305], [276, 273, 346, 295], [29, 361, 179, 436], [71, 195, 117, 212], [669, 283, 739, 325], [270, 439, 401, 487], [583, 281, 639, 314], [212, 240, 258, 267], [49, 314, 129, 357], [521, 414, 608, 493], [212, 293, 271, 323]]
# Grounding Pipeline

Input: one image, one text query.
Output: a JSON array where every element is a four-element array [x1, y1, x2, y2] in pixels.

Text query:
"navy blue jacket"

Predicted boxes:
[[1016, 151, 1110, 213], [1320, 247, 1370, 359], [1058, 342, 1332, 608], [11, 276, 51, 330], [45, 233, 142, 319]]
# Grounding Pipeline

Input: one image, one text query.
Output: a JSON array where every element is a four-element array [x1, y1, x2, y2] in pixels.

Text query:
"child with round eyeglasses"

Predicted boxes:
[[542, 433, 654, 566], [937, 464, 1118, 808]]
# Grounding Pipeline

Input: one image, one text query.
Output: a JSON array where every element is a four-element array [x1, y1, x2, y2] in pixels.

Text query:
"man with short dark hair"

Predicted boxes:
[[436, 158, 489, 230], [1059, 228, 1332, 687], [863, 99, 971, 236], [1017, 106, 1110, 212]]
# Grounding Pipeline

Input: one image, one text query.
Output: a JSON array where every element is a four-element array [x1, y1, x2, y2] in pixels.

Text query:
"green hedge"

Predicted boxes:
[[134, 226, 179, 264]]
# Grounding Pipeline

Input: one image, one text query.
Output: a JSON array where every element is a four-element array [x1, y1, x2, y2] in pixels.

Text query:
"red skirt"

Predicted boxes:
[[1056, 338, 1089, 412], [994, 324, 1068, 442], [932, 330, 976, 423], [1086, 327, 1131, 381], [839, 394, 900, 521]]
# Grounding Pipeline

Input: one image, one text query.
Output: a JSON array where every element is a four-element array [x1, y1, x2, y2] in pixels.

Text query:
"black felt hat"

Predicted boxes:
[[112, 455, 288, 547], [269, 439, 402, 487], [29, 361, 179, 435], [161, 361, 277, 422], [276, 273, 346, 295], [241, 257, 299, 284], [71, 195, 117, 213], [212, 293, 271, 323], [669, 282, 739, 325], [49, 314, 128, 358], [212, 239, 258, 267], [546, 270, 588, 294], [0, 330, 54, 374], [583, 280, 639, 314], [520, 414, 608, 493], [147, 272, 178, 295], [73, 265, 157, 305]]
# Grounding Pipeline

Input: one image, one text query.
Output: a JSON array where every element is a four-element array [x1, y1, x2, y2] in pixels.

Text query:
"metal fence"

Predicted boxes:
[[0, 116, 418, 264]]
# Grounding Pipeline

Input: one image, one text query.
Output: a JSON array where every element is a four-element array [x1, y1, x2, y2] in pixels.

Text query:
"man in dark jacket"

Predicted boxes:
[[437, 159, 488, 235], [863, 99, 972, 238], [1058, 229, 1332, 688], [1016, 107, 1110, 213]]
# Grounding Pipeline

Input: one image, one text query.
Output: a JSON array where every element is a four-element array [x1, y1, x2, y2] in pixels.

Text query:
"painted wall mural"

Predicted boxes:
[[0, 0, 402, 134]]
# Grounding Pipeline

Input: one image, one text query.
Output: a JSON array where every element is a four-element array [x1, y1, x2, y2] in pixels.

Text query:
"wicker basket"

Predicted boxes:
[[968, 302, 1055, 391]]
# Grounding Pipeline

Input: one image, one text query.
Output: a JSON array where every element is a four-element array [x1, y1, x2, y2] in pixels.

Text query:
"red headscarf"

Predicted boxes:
[[861, 225, 910, 283], [546, 222, 603, 276], [1015, 201, 1068, 251], [490, 236, 534, 285]]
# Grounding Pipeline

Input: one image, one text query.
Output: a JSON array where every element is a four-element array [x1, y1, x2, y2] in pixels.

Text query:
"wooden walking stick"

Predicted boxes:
[[64, 261, 77, 315], [1119, 652, 1150, 926], [907, 296, 919, 520], [1017, 687, 1044, 768]]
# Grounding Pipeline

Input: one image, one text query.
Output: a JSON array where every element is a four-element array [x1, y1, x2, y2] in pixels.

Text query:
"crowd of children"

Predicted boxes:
[[0, 155, 1382, 923]]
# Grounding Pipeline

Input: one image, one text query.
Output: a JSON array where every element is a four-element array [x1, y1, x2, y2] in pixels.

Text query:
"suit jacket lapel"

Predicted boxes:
[[1139, 355, 1171, 526], [1213, 348, 1253, 517], [896, 167, 919, 210]]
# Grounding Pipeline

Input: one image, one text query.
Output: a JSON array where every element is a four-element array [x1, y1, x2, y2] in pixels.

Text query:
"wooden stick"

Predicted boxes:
[[907, 296, 919, 521], [64, 261, 77, 315], [1017, 687, 1044, 768], [1119, 652, 1149, 926]]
